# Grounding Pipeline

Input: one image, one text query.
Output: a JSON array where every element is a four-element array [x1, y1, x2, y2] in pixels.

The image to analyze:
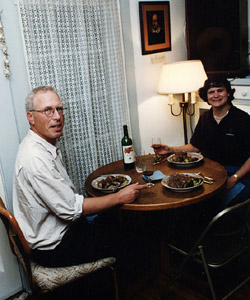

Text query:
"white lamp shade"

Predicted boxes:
[[157, 60, 208, 94]]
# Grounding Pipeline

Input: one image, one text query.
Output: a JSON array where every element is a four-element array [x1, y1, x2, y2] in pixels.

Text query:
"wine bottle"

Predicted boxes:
[[121, 125, 135, 170]]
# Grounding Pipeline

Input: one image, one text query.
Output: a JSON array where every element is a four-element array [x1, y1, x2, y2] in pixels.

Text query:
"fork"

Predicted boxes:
[[196, 172, 215, 184]]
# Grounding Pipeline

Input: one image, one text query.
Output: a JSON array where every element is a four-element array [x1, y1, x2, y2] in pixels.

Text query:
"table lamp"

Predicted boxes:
[[157, 60, 207, 144]]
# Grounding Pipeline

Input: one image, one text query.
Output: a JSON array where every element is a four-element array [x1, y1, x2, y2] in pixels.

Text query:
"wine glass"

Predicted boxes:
[[152, 137, 162, 151], [135, 154, 143, 173], [142, 156, 154, 183]]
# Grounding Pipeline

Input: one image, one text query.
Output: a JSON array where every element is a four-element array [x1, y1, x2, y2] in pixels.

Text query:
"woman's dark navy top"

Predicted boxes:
[[190, 105, 250, 166]]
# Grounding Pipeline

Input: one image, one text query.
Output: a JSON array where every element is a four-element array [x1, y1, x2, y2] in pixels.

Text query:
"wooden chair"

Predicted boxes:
[[0, 197, 119, 299], [162, 198, 250, 300]]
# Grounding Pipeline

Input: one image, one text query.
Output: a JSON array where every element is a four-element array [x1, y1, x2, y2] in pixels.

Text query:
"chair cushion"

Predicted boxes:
[[31, 257, 116, 292]]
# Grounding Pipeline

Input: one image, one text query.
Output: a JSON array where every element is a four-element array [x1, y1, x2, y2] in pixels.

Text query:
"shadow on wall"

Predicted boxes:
[[138, 96, 184, 153]]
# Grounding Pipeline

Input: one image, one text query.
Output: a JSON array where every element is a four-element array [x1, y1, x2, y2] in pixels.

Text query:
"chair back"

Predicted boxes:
[[0, 197, 119, 298], [166, 198, 250, 300], [195, 198, 250, 267], [0, 197, 34, 290], [200, 198, 250, 239]]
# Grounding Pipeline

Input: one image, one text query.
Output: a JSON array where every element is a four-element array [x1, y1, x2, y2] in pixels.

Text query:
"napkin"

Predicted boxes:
[[142, 170, 165, 182]]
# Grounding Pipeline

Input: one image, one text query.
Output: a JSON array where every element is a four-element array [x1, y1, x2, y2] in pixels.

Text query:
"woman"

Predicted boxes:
[[154, 75, 250, 206]]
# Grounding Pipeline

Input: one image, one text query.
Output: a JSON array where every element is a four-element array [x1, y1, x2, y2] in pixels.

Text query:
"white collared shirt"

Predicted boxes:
[[13, 130, 84, 250]]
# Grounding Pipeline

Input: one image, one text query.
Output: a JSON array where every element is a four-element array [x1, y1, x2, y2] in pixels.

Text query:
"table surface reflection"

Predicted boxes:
[[84, 156, 227, 211]]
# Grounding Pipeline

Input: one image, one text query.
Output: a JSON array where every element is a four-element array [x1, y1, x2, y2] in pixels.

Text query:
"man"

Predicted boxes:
[[13, 86, 147, 271], [148, 12, 165, 45]]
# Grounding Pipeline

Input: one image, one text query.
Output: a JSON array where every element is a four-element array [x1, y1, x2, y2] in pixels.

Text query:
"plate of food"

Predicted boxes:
[[161, 173, 204, 192], [167, 151, 203, 167], [91, 174, 131, 192]]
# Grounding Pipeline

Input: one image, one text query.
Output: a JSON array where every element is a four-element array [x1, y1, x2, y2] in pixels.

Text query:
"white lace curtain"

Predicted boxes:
[[17, 0, 130, 195]]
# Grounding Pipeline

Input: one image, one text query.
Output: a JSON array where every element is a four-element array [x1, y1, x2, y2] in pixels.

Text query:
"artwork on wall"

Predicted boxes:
[[139, 1, 171, 55], [185, 0, 248, 77]]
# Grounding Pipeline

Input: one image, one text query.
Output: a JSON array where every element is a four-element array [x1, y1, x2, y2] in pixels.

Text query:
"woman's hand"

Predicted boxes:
[[152, 144, 173, 155], [152, 143, 200, 156], [226, 175, 238, 190]]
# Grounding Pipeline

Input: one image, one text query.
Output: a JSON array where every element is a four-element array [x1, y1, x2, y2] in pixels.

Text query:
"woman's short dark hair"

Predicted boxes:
[[198, 75, 235, 104]]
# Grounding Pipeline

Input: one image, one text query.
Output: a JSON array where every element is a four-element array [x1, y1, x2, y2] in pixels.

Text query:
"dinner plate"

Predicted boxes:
[[167, 152, 203, 167], [91, 174, 131, 192], [161, 173, 204, 192]]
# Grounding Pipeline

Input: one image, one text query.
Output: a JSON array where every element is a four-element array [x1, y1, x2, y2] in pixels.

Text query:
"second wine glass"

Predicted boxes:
[[142, 156, 154, 183]]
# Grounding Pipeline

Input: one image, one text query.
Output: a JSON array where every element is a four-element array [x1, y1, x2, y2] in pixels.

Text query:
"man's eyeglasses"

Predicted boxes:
[[29, 107, 66, 118]]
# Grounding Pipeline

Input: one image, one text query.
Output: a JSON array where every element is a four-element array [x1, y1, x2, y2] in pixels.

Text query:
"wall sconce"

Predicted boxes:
[[157, 60, 207, 144]]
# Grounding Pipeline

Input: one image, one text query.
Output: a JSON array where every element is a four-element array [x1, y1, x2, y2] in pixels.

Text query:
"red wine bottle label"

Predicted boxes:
[[123, 145, 135, 164]]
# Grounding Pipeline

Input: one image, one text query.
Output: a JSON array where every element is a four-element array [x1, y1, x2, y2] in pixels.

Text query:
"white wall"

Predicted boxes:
[[0, 0, 30, 209], [127, 0, 189, 153], [0, 0, 30, 297], [0, 164, 22, 299]]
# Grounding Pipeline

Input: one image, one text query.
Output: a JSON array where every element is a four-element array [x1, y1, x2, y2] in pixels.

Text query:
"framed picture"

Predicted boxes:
[[139, 1, 171, 55]]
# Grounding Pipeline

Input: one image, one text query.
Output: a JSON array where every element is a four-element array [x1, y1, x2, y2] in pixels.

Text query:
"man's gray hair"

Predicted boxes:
[[25, 86, 59, 112]]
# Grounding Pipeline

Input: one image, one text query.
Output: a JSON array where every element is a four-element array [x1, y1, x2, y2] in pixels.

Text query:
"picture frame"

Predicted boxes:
[[139, 1, 171, 55]]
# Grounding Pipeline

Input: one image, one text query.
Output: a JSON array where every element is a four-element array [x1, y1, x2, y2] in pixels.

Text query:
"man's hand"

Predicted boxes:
[[83, 183, 147, 216], [117, 183, 148, 204]]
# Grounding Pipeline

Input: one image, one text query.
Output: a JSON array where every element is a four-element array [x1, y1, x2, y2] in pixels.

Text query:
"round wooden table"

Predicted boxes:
[[84, 156, 227, 211]]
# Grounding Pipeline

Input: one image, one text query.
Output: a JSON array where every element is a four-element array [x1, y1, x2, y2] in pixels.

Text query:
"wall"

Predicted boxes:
[[0, 0, 30, 297], [124, 0, 188, 154], [0, 168, 22, 299], [0, 0, 30, 209]]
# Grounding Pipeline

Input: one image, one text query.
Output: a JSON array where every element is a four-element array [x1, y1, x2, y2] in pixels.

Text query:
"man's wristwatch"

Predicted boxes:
[[233, 174, 238, 180]]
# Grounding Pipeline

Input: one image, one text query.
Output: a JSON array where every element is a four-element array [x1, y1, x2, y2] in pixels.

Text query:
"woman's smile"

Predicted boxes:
[[207, 87, 228, 108]]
